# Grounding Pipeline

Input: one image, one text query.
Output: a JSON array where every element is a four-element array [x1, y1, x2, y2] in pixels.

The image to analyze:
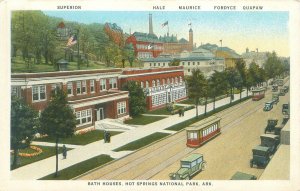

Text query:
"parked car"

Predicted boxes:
[[282, 103, 290, 118], [250, 145, 271, 168], [230, 171, 257, 180], [279, 88, 285, 96], [264, 119, 278, 134], [272, 93, 279, 105], [272, 85, 278, 92], [263, 101, 273, 111], [260, 134, 280, 154], [169, 153, 206, 180], [283, 85, 289, 93]]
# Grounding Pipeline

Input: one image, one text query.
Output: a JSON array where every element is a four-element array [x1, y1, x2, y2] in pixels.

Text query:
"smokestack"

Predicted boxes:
[[149, 14, 153, 34]]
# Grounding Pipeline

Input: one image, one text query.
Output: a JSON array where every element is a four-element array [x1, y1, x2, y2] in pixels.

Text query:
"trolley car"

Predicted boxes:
[[186, 115, 221, 148], [252, 88, 265, 101]]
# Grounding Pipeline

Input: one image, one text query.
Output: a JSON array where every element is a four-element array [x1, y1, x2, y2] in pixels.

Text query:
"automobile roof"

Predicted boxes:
[[260, 134, 279, 139], [181, 153, 203, 162], [253, 145, 269, 152]]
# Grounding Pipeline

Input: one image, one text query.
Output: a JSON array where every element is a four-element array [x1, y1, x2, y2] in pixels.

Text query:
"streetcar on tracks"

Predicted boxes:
[[252, 87, 266, 101], [186, 115, 221, 148]]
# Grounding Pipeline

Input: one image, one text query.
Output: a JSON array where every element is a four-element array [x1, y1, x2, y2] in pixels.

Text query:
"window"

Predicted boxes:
[[193, 62, 195, 65], [188, 69, 191, 73], [76, 81, 81, 94], [157, 79, 160, 87], [82, 81, 86, 94], [188, 62, 190, 66], [179, 76, 183, 83], [152, 80, 156, 87], [141, 81, 144, 88], [51, 83, 61, 94], [11, 86, 21, 98], [188, 132, 197, 139], [150, 63, 152, 67], [175, 77, 178, 84], [162, 79, 166, 85], [109, 78, 117, 89], [90, 80, 95, 93], [100, 79, 106, 90], [117, 101, 126, 115], [154, 63, 156, 67], [67, 82, 73, 96], [146, 81, 149, 88], [167, 78, 170, 84], [32, 85, 46, 101], [76, 109, 92, 125]]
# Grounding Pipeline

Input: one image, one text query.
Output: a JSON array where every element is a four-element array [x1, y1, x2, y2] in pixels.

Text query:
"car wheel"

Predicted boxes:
[[201, 161, 207, 171]]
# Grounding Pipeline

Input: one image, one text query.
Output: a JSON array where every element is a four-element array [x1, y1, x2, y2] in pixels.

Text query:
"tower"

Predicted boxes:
[[189, 28, 193, 45], [149, 14, 154, 34]]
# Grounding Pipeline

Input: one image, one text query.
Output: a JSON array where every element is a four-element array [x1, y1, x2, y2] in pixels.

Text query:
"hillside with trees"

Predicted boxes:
[[11, 11, 135, 73]]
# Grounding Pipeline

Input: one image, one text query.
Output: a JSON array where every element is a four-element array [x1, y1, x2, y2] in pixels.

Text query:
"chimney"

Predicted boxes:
[[149, 14, 154, 34]]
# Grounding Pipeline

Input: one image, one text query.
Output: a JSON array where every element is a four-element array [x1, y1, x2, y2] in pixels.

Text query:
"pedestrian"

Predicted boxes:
[[62, 145, 67, 159], [182, 109, 185, 116], [104, 130, 107, 143], [178, 109, 182, 117], [107, 131, 111, 143]]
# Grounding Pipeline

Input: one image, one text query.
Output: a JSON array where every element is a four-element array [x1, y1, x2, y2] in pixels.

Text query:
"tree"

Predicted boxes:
[[264, 51, 284, 79], [123, 43, 135, 67], [186, 68, 207, 117], [170, 59, 180, 66], [208, 71, 228, 110], [39, 88, 76, 177], [121, 81, 146, 117], [11, 96, 38, 169], [235, 59, 247, 100]]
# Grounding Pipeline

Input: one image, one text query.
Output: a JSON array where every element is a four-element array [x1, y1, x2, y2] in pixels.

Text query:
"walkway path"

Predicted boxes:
[[31, 142, 82, 149], [11, 91, 248, 180]]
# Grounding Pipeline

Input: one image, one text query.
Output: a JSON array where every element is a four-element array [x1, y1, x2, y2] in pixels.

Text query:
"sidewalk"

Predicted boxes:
[[11, 91, 248, 180]]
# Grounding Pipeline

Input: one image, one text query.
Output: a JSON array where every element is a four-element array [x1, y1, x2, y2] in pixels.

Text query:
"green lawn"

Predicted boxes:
[[39, 154, 114, 180], [34, 130, 122, 145], [166, 96, 252, 131], [179, 99, 195, 105], [113, 132, 169, 152], [124, 115, 166, 125], [11, 146, 72, 170]]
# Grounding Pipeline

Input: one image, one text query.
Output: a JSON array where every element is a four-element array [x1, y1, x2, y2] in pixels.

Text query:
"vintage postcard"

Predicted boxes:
[[0, 0, 300, 190]]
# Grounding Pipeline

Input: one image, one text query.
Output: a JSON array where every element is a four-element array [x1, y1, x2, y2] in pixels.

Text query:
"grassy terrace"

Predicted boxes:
[[34, 130, 122, 145], [144, 105, 184, 115], [39, 154, 114, 180], [124, 115, 166, 125], [11, 146, 72, 170], [114, 132, 169, 152], [167, 96, 252, 131]]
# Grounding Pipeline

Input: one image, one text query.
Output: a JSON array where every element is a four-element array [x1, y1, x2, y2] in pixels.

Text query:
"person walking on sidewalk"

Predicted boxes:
[[107, 131, 111, 143], [62, 145, 67, 159], [103, 130, 107, 143]]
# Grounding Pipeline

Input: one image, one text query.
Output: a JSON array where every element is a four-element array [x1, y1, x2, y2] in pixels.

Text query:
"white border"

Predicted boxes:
[[1, 0, 300, 191]]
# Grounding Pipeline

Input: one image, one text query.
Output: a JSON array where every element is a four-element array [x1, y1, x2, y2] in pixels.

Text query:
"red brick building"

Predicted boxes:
[[11, 69, 129, 129], [119, 66, 187, 110], [126, 32, 163, 59], [104, 23, 124, 47]]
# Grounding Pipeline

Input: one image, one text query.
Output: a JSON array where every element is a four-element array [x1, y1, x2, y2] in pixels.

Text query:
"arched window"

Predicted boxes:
[[162, 79, 166, 85], [157, 79, 160, 87], [167, 78, 170, 84], [152, 80, 156, 87]]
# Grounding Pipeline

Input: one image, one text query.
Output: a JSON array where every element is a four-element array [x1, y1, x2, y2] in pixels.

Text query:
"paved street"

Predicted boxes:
[[11, 90, 248, 180]]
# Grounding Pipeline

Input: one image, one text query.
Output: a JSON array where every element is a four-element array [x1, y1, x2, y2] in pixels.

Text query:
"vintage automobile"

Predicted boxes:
[[230, 171, 257, 180], [169, 153, 206, 180], [283, 85, 289, 93], [264, 119, 278, 134], [263, 101, 273, 111], [272, 93, 279, 105], [250, 145, 271, 168], [260, 134, 280, 154], [272, 85, 278, 92], [279, 88, 285, 96], [282, 103, 290, 118]]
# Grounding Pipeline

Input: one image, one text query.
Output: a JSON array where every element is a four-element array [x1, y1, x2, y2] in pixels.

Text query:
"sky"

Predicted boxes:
[[43, 11, 289, 57]]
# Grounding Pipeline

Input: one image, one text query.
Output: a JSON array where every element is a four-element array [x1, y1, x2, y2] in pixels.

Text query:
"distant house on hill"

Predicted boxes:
[[241, 48, 268, 68]]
